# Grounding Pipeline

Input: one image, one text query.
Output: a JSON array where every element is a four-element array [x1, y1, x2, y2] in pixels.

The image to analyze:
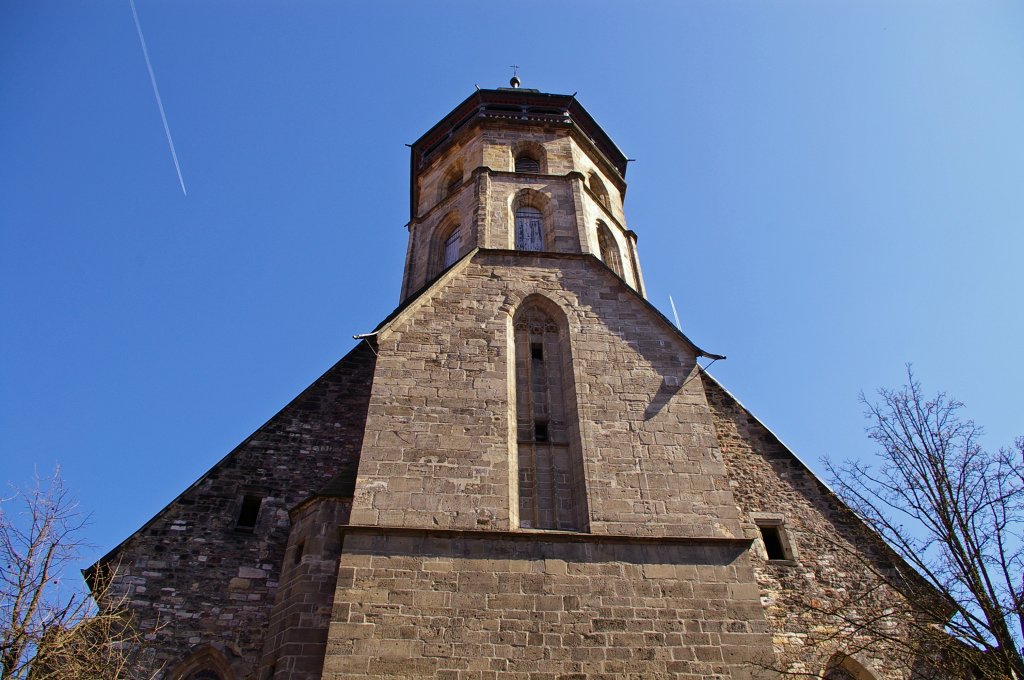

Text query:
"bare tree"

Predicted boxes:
[[826, 368, 1024, 679], [0, 469, 151, 679]]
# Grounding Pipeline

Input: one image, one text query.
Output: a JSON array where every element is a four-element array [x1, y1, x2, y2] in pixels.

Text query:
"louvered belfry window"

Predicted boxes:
[[443, 228, 461, 267], [513, 301, 587, 531], [514, 207, 544, 251], [515, 155, 540, 173]]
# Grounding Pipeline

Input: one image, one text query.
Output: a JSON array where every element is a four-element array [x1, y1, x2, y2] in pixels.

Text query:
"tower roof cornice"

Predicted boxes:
[[410, 88, 628, 178]]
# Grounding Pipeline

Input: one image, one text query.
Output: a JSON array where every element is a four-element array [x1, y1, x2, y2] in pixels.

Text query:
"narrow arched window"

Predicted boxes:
[[514, 207, 544, 251], [439, 164, 463, 204], [596, 222, 623, 278], [443, 227, 461, 267], [445, 171, 461, 197], [513, 300, 587, 531], [589, 173, 610, 209], [515, 154, 540, 173], [186, 672, 223, 680]]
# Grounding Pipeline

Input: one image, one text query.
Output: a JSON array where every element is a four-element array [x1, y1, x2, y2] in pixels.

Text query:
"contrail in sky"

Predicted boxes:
[[129, 0, 187, 196]]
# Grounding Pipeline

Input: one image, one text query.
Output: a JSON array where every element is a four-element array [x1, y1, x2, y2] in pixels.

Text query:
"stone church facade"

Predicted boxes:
[[93, 83, 928, 680]]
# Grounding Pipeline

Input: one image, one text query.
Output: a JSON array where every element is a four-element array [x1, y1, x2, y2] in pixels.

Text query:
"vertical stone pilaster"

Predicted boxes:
[[472, 166, 491, 250], [627, 229, 647, 297], [567, 170, 591, 256], [261, 498, 352, 680]]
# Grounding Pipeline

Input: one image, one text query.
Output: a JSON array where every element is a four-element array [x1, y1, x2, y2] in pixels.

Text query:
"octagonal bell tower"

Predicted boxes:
[[400, 81, 646, 301]]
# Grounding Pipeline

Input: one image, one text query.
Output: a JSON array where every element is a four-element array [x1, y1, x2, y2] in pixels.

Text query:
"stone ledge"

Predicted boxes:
[[338, 523, 753, 548]]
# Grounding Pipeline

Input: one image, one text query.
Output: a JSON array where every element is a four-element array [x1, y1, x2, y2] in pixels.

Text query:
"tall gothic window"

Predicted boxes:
[[596, 221, 623, 277], [513, 299, 587, 531], [514, 207, 544, 251]]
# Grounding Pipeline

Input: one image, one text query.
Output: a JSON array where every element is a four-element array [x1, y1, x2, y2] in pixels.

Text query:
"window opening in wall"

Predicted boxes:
[[514, 301, 588, 532], [759, 524, 787, 560], [515, 155, 540, 173], [534, 421, 549, 442], [235, 494, 262, 530], [443, 228, 461, 267], [446, 174, 461, 197], [293, 541, 305, 565], [514, 207, 544, 251], [589, 173, 610, 209], [186, 671, 223, 680], [824, 668, 859, 680], [596, 222, 623, 278]]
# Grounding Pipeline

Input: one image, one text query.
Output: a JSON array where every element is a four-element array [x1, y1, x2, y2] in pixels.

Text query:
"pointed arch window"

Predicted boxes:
[[443, 227, 461, 267], [513, 299, 588, 531], [444, 170, 462, 198], [596, 221, 623, 278], [186, 672, 223, 680], [589, 172, 610, 209], [514, 207, 544, 251]]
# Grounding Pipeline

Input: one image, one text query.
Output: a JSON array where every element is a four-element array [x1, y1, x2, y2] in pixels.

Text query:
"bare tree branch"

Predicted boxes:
[[824, 368, 1024, 680], [0, 469, 157, 679]]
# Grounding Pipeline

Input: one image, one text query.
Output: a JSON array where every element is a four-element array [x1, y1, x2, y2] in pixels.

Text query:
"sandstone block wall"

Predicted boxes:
[[261, 497, 353, 680], [403, 123, 642, 300], [705, 377, 914, 680], [323, 530, 774, 680], [101, 344, 376, 678], [353, 251, 745, 540]]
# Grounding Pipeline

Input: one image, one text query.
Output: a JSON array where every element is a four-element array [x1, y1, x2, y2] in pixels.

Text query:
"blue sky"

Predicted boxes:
[[2, 1, 1023, 569]]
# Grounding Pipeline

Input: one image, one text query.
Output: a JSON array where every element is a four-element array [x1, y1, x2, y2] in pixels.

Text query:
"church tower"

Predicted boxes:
[[274, 80, 777, 677], [93, 80, 926, 680]]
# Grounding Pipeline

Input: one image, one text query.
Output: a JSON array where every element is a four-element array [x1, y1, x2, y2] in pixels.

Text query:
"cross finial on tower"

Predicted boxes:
[[509, 65, 521, 88]]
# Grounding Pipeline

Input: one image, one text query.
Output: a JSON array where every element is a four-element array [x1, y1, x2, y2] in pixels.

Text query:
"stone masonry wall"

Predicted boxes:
[[261, 497, 353, 680], [323, 529, 775, 680], [351, 251, 746, 540], [705, 377, 917, 680], [100, 344, 376, 679]]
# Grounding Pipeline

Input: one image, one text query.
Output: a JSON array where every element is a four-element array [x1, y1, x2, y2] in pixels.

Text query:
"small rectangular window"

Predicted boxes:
[[759, 525, 787, 561], [530, 342, 544, 360], [236, 494, 262, 530], [293, 541, 305, 565], [534, 421, 549, 442]]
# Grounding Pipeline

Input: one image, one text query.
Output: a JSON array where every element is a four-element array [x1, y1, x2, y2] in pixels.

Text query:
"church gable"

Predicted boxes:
[[351, 250, 745, 540], [94, 81, 938, 680]]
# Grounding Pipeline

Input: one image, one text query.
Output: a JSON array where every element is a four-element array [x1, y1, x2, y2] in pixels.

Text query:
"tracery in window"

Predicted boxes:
[[596, 221, 623, 278], [514, 207, 544, 251], [513, 298, 587, 531]]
